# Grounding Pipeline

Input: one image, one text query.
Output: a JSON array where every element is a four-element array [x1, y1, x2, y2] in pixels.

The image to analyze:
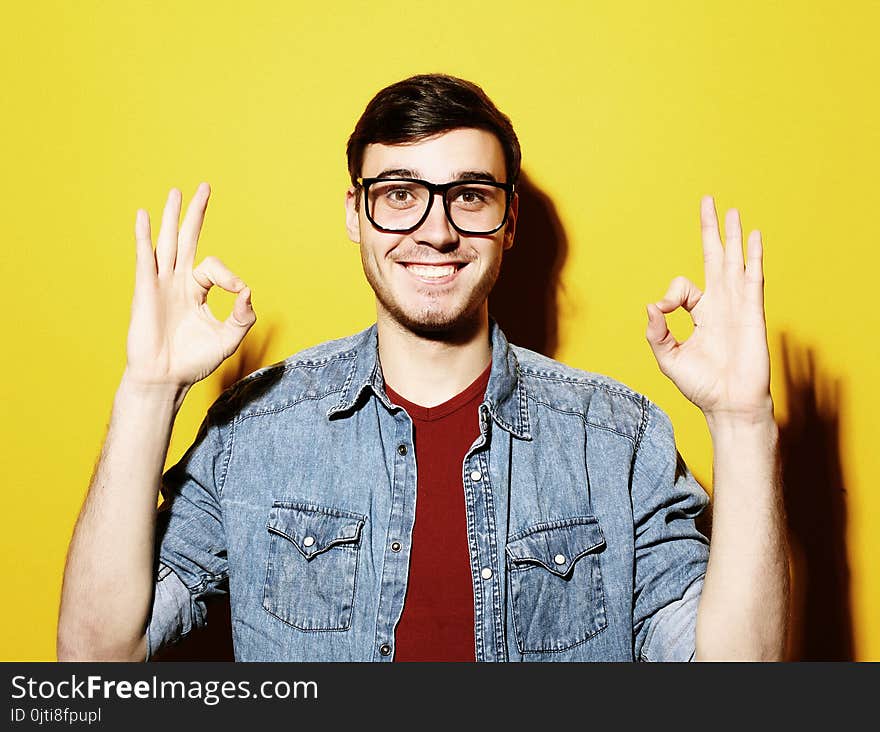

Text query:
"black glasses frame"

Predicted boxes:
[[356, 176, 515, 236]]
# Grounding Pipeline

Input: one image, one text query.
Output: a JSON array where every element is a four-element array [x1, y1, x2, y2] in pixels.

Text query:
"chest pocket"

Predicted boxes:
[[262, 501, 366, 631], [506, 516, 607, 653]]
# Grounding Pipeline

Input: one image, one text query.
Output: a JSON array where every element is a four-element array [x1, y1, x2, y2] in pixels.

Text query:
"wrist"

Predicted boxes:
[[118, 370, 191, 411], [703, 394, 775, 428], [704, 407, 778, 441]]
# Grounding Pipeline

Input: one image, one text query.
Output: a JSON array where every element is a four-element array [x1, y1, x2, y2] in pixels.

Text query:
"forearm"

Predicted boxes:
[[57, 373, 189, 661], [694, 412, 789, 660]]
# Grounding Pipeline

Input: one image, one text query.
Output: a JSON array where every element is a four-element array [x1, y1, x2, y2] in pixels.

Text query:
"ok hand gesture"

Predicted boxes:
[[124, 183, 256, 389], [645, 196, 773, 422]]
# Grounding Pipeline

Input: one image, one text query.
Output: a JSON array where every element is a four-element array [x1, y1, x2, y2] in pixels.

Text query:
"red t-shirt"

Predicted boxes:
[[385, 361, 491, 662]]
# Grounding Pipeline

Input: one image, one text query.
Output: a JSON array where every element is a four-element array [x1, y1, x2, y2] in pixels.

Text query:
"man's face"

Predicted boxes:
[[345, 127, 517, 335]]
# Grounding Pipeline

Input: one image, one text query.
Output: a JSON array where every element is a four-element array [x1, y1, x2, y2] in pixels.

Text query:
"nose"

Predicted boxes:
[[413, 192, 459, 251]]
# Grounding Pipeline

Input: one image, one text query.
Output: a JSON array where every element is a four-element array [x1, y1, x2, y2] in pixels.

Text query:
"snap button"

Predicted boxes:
[[303, 536, 315, 547], [481, 567, 492, 580], [397, 444, 408, 456], [379, 643, 392, 656], [470, 470, 482, 482], [391, 541, 402, 552], [553, 553, 566, 565]]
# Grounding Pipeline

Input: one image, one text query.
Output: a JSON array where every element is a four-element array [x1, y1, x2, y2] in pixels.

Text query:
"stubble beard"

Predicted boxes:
[[363, 255, 502, 339]]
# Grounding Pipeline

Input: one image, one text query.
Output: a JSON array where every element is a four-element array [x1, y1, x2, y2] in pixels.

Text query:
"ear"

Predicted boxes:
[[345, 186, 361, 244], [502, 191, 518, 251]]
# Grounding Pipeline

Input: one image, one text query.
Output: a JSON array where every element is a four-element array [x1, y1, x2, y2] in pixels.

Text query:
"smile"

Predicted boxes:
[[399, 262, 467, 284]]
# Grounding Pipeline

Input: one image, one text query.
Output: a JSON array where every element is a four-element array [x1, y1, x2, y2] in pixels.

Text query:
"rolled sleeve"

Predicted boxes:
[[632, 401, 710, 662], [144, 409, 231, 660]]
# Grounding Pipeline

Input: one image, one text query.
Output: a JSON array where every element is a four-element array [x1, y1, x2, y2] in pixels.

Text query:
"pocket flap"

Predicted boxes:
[[506, 516, 606, 578], [267, 501, 365, 559]]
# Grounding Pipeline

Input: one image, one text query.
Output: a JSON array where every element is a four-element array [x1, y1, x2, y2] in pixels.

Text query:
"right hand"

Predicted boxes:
[[124, 183, 256, 389]]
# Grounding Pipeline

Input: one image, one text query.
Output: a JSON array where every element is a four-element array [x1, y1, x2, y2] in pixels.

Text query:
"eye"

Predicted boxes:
[[451, 186, 492, 208], [374, 183, 422, 209], [389, 188, 412, 202]]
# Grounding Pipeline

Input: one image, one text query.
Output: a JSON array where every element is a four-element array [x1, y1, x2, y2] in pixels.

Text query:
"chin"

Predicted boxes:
[[383, 299, 483, 338]]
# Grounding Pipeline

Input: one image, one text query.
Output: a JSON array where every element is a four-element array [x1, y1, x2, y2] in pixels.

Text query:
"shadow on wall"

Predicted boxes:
[[778, 333, 853, 661], [675, 333, 853, 661], [489, 170, 568, 358]]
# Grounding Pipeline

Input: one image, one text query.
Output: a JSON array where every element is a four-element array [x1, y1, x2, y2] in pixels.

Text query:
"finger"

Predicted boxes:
[[655, 275, 703, 314], [226, 287, 256, 329], [744, 229, 765, 308], [220, 287, 256, 354], [645, 302, 678, 370], [191, 255, 247, 295], [724, 208, 745, 273], [701, 195, 724, 287], [176, 182, 211, 273], [156, 188, 182, 276], [134, 209, 157, 291]]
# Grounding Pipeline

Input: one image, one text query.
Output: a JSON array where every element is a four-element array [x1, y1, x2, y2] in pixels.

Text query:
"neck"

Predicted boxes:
[[377, 306, 492, 408]]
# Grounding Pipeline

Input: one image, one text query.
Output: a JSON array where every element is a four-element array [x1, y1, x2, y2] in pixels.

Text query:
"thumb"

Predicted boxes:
[[222, 287, 256, 348], [645, 303, 677, 366]]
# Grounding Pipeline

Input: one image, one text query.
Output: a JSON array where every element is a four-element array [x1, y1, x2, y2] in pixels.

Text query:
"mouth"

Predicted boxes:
[[398, 261, 468, 285]]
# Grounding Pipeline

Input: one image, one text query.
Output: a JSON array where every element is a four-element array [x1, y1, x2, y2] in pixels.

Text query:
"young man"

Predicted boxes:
[[57, 74, 789, 662]]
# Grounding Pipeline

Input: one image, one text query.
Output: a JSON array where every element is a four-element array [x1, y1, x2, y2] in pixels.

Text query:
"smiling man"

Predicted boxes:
[[58, 74, 789, 662]]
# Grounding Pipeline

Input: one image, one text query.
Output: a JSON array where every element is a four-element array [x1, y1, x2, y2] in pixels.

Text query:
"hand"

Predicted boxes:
[[645, 196, 773, 422], [124, 183, 256, 389]]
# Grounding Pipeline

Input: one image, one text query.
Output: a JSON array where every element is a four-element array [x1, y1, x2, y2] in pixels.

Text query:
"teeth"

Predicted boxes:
[[406, 264, 457, 278]]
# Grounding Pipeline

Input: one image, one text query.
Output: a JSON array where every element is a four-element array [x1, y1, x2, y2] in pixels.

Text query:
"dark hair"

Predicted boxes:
[[346, 74, 521, 189]]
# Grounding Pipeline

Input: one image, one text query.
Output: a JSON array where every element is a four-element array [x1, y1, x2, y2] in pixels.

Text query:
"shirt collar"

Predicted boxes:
[[326, 318, 532, 440]]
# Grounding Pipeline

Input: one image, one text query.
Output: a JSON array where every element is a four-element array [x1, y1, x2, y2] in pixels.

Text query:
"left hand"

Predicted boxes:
[[645, 195, 773, 421]]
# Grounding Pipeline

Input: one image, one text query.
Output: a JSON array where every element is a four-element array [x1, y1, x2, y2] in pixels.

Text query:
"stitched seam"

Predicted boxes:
[[506, 543, 604, 571], [218, 416, 234, 496], [634, 396, 652, 453], [334, 351, 360, 410], [528, 398, 638, 444], [477, 449, 506, 662], [269, 501, 366, 521], [518, 369, 644, 405], [516, 364, 530, 436], [461, 447, 484, 661], [234, 389, 347, 423], [507, 515, 602, 541]]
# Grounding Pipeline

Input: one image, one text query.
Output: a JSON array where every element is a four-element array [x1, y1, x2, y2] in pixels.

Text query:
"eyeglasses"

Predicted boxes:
[[356, 177, 515, 236]]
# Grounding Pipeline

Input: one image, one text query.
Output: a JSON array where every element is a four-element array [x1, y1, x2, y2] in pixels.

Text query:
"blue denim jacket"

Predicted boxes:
[[146, 320, 709, 661]]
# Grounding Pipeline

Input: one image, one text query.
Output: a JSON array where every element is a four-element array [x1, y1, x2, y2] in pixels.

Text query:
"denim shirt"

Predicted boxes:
[[146, 320, 709, 662]]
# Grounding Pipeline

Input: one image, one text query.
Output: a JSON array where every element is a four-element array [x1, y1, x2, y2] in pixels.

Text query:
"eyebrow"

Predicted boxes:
[[371, 168, 501, 183]]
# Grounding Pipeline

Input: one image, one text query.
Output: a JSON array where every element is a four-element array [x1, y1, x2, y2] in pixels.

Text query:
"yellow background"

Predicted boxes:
[[1, 1, 877, 660]]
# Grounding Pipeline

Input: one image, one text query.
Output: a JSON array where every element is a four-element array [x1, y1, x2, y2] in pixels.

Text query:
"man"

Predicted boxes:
[[57, 74, 788, 662]]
